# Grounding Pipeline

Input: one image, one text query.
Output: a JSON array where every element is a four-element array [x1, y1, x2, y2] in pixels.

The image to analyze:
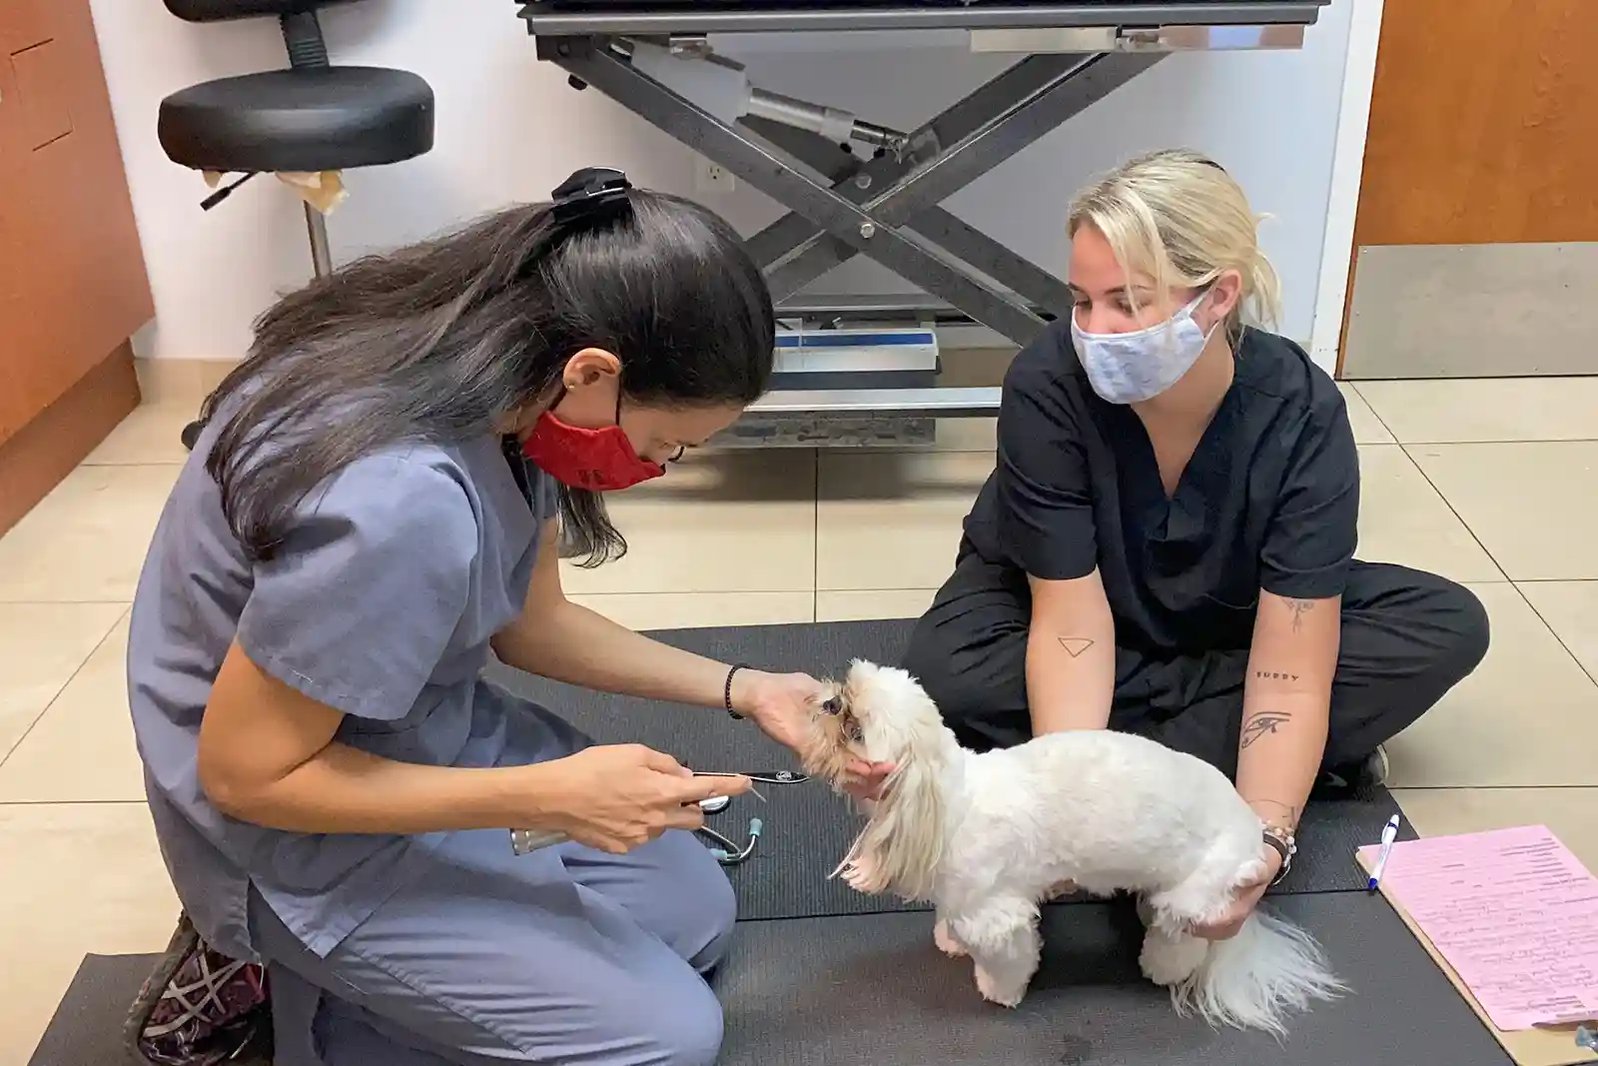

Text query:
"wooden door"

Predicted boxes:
[[1338, 1, 1598, 378], [0, 0, 152, 443]]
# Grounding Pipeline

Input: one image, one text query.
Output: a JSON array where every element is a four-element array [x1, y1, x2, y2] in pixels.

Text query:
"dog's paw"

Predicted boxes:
[[1043, 879, 1078, 902], [933, 919, 967, 958], [974, 965, 1027, 1008], [1139, 932, 1208, 987], [840, 850, 888, 893]]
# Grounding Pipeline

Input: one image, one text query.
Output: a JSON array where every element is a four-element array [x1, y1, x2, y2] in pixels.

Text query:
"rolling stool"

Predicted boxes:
[[158, 0, 435, 451]]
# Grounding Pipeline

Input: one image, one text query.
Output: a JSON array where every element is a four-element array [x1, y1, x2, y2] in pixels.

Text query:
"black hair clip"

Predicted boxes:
[[551, 166, 633, 224]]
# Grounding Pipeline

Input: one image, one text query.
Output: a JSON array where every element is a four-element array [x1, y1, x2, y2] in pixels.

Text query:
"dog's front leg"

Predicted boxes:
[[933, 914, 967, 957], [951, 899, 1041, 1008]]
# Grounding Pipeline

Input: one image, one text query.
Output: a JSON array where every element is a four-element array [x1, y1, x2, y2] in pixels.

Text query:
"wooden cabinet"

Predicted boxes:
[[1338, 0, 1598, 377], [1, 0, 151, 530]]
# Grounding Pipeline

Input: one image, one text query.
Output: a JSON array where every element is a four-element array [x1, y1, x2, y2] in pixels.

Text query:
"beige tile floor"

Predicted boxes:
[[3, 376, 1598, 1062]]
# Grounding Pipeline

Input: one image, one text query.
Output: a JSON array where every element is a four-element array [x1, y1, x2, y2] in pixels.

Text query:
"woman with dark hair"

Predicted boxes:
[[127, 169, 888, 1066]]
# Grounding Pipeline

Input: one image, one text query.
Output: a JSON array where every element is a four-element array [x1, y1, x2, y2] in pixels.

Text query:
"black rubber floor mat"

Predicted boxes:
[[485, 620, 1416, 920], [30, 892, 1513, 1066], [714, 893, 1513, 1066], [26, 953, 270, 1066]]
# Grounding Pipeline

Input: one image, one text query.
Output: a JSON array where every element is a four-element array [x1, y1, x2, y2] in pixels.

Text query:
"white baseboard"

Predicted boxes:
[[135, 358, 241, 407]]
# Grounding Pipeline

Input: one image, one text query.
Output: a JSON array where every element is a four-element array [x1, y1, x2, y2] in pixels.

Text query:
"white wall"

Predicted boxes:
[[89, 0, 1353, 365]]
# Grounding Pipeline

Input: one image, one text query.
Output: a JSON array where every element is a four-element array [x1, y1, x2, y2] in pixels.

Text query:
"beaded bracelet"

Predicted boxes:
[[724, 663, 750, 720]]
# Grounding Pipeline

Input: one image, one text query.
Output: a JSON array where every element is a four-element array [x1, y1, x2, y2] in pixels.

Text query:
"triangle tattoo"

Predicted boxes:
[[1057, 637, 1095, 658]]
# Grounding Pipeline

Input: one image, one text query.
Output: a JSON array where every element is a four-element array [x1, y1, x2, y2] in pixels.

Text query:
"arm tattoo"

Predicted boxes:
[[1287, 598, 1314, 633], [1254, 669, 1300, 682], [1240, 710, 1293, 749], [1056, 637, 1095, 659], [1245, 798, 1301, 831]]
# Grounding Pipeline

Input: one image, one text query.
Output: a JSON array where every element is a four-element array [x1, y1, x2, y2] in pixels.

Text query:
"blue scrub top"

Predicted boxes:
[[128, 418, 558, 961]]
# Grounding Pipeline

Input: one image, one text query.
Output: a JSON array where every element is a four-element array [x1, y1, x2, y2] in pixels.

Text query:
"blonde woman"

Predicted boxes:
[[903, 149, 1487, 938]]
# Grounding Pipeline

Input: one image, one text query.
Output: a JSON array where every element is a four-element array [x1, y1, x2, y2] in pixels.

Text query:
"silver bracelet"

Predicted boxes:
[[1262, 826, 1297, 885]]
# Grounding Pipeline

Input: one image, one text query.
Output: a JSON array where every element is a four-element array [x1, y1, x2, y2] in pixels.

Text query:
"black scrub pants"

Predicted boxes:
[[901, 555, 1490, 780]]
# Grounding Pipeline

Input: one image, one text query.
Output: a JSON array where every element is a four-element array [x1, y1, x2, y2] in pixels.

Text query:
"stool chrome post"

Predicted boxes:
[[305, 203, 333, 278]]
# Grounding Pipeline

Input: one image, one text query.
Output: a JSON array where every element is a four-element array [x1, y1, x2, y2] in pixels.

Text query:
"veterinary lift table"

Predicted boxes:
[[514, 1, 1331, 440]]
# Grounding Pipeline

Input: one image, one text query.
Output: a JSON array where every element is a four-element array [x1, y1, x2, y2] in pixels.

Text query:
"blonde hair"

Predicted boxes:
[[1067, 148, 1282, 339]]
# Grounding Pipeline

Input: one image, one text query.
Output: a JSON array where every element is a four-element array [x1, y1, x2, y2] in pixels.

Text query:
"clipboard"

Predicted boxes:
[[1356, 848, 1598, 1066]]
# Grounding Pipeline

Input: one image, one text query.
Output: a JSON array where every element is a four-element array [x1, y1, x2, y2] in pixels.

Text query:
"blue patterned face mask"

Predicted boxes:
[[1071, 291, 1219, 405]]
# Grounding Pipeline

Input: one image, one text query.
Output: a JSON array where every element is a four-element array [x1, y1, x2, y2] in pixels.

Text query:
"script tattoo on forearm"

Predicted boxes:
[[1240, 709, 1293, 749], [1254, 669, 1299, 682], [1056, 637, 1095, 659], [1287, 598, 1314, 633]]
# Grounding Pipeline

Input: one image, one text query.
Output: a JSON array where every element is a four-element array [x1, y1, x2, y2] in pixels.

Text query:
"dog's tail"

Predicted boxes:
[[1172, 909, 1344, 1037]]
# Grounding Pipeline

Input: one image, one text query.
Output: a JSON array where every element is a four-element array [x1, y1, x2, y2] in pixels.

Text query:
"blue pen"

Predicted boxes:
[[1367, 813, 1402, 892]]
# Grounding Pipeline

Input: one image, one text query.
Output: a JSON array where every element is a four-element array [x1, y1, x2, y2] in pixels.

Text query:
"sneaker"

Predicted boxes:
[[1315, 744, 1390, 796], [125, 911, 271, 1066], [1366, 744, 1391, 786]]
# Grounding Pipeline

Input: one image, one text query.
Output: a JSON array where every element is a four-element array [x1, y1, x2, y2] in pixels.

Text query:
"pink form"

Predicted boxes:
[[1359, 825, 1598, 1031]]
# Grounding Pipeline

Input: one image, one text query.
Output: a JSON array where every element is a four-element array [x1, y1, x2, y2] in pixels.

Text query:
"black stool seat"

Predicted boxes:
[[158, 66, 434, 173], [165, 0, 358, 21]]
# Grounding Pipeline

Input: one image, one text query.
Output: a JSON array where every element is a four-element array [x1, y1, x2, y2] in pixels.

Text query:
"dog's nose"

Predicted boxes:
[[821, 696, 842, 716]]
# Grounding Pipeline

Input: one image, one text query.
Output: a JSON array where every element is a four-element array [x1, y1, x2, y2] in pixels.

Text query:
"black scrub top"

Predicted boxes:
[[962, 322, 1360, 656]]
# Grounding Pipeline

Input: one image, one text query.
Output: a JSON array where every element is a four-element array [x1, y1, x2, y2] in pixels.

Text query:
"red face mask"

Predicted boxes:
[[520, 405, 665, 492]]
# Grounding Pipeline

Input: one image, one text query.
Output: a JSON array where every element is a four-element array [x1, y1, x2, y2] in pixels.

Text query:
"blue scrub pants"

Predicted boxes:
[[248, 708, 737, 1066], [251, 828, 734, 1066]]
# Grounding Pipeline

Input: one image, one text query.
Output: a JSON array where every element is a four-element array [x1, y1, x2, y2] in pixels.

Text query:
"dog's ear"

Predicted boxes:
[[833, 738, 946, 901]]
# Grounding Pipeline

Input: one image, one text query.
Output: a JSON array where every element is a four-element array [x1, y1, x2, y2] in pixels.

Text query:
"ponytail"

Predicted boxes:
[[204, 189, 773, 562]]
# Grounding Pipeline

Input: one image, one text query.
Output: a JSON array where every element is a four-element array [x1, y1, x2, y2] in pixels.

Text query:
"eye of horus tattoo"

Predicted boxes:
[[1240, 710, 1293, 749]]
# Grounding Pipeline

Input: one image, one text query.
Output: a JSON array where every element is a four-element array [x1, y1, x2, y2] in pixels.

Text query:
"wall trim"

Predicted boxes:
[[134, 357, 239, 408], [1310, 0, 1385, 377]]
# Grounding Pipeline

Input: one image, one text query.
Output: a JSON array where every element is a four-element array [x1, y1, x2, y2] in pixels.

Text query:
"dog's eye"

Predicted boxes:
[[821, 696, 842, 716], [843, 718, 863, 743]]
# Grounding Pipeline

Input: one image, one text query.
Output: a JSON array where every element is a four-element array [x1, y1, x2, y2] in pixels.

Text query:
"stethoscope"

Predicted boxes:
[[691, 770, 809, 865], [509, 770, 810, 865]]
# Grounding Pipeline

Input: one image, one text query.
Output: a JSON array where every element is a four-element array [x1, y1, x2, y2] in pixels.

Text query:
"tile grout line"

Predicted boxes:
[[1361, 438, 1598, 447], [1511, 583, 1598, 691], [0, 599, 136, 607], [1389, 783, 1598, 792], [1345, 381, 1402, 446], [1514, 578, 1598, 584], [1394, 440, 1598, 687], [1346, 380, 1598, 446], [0, 605, 132, 771], [1402, 443, 1598, 693], [0, 798, 154, 808], [1393, 441, 1511, 583], [1347, 375, 1598, 384]]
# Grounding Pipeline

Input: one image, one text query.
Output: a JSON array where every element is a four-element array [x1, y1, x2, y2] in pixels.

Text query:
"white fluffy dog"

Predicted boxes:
[[801, 659, 1344, 1036]]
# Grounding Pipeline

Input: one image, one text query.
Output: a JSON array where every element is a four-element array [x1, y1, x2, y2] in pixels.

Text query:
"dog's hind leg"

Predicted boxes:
[[1138, 920, 1210, 987], [1136, 895, 1209, 987], [1143, 843, 1263, 937], [950, 898, 1041, 1008]]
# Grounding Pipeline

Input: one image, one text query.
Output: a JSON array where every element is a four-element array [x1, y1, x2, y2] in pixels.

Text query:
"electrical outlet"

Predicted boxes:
[[695, 160, 736, 196]]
